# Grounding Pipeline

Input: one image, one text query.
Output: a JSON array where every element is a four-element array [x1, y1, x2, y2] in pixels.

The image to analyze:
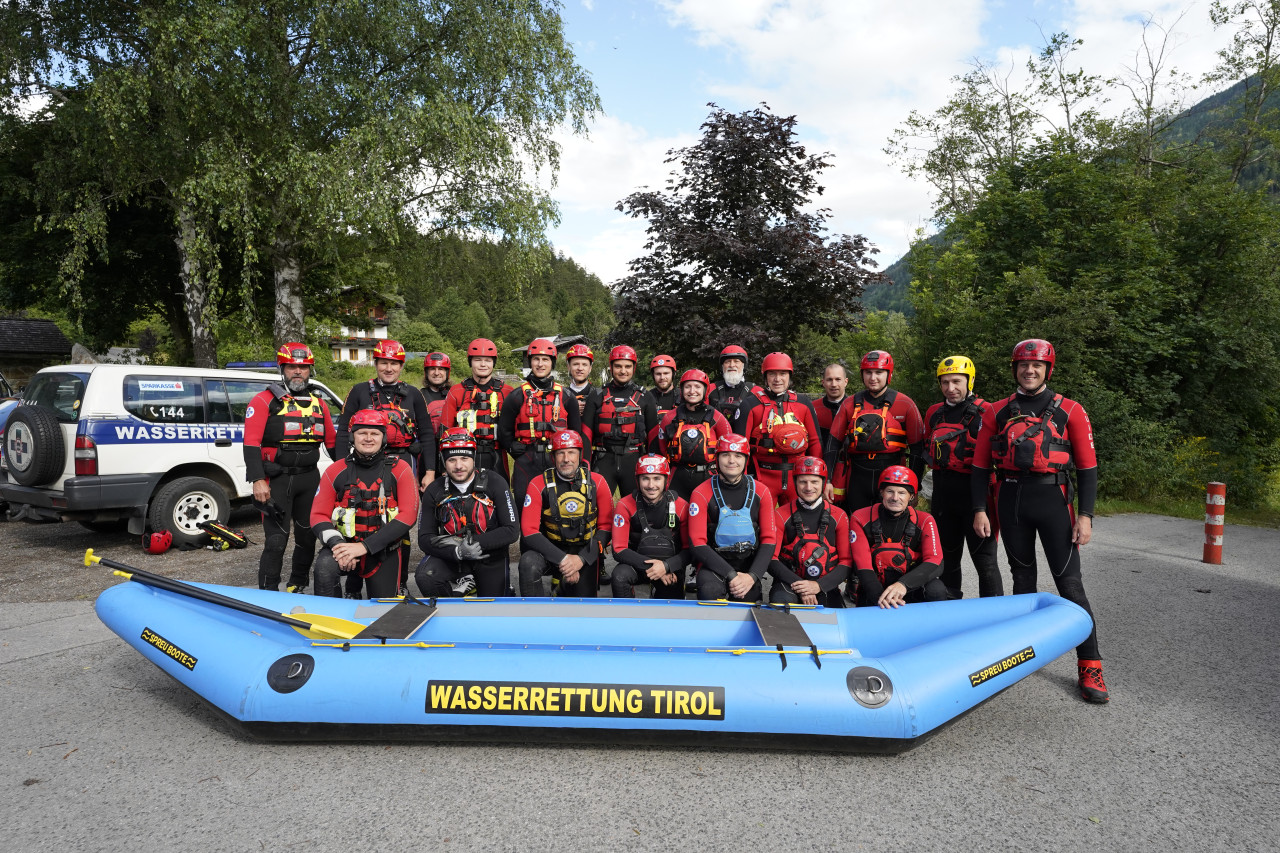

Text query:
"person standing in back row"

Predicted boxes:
[[584, 345, 658, 497], [924, 355, 1001, 599], [971, 339, 1108, 703]]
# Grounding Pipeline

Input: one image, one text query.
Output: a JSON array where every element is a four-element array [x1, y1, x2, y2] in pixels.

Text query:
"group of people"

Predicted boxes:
[[240, 335, 1108, 705]]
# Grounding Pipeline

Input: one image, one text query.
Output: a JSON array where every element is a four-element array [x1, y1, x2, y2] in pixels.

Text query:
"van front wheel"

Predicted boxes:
[[148, 476, 230, 548]]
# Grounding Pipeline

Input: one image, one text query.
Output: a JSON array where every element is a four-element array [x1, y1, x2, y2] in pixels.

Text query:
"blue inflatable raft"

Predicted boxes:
[[93, 557, 1092, 753]]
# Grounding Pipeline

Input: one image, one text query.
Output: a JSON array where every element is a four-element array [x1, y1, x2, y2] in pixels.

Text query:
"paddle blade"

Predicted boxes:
[[287, 612, 366, 640]]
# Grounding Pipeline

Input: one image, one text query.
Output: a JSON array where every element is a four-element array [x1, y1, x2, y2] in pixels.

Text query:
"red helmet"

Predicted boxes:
[[439, 426, 477, 457], [424, 352, 451, 372], [467, 338, 498, 359], [565, 343, 594, 363], [349, 408, 390, 433], [1012, 338, 1056, 381], [761, 352, 794, 375], [527, 338, 558, 358], [141, 530, 172, 555], [860, 350, 894, 382], [276, 342, 314, 366], [879, 465, 918, 495], [649, 354, 676, 373], [609, 345, 638, 364], [550, 430, 583, 451], [680, 368, 710, 390], [720, 345, 748, 364], [372, 339, 406, 363], [717, 433, 750, 456], [635, 454, 671, 478], [794, 456, 828, 480]]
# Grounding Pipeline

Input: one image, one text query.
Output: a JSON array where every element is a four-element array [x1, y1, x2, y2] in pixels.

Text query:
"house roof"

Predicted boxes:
[[0, 318, 73, 356]]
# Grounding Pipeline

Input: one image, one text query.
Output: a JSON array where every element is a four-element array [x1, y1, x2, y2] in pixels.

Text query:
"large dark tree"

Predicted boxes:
[[612, 104, 881, 369]]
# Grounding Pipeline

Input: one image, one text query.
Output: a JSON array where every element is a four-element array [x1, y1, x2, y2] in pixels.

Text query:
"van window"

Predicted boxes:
[[123, 376, 205, 423], [206, 379, 272, 423], [23, 372, 88, 422]]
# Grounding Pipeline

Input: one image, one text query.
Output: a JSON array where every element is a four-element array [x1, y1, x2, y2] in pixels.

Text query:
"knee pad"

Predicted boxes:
[[264, 534, 289, 555]]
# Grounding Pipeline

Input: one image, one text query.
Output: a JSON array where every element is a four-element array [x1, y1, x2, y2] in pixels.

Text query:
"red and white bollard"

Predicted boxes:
[[1203, 482, 1226, 565]]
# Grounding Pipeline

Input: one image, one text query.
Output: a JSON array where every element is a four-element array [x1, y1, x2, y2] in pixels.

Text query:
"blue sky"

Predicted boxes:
[[543, 0, 1233, 286]]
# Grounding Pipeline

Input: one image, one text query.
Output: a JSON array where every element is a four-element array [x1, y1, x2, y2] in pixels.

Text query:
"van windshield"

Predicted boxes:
[[23, 372, 88, 422]]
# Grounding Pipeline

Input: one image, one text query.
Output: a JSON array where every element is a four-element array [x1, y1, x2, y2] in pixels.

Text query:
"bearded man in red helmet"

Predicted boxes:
[[971, 338, 1109, 704], [706, 344, 759, 434], [741, 352, 822, 506], [243, 343, 336, 592]]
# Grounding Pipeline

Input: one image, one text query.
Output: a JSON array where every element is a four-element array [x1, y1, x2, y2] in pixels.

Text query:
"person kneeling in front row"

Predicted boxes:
[[769, 456, 851, 608], [849, 466, 948, 608], [416, 427, 519, 598], [611, 455, 691, 598]]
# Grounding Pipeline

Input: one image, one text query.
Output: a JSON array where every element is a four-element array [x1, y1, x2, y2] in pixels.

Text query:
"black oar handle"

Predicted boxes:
[[97, 552, 314, 632]]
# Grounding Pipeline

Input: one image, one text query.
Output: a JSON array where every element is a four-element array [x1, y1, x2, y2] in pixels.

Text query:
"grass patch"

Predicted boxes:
[[1095, 496, 1280, 528]]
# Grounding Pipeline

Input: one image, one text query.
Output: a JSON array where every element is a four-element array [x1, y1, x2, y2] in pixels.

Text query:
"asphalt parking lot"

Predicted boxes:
[[2, 511, 1278, 851]]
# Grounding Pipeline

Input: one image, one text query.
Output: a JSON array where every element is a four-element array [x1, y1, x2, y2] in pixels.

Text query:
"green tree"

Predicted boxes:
[[612, 104, 880, 367], [1, 1, 598, 366]]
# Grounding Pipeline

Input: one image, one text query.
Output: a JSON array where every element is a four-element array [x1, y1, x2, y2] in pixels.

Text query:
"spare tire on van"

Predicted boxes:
[[4, 406, 65, 487]]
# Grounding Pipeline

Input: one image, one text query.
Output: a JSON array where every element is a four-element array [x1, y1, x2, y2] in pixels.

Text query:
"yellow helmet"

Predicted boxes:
[[936, 355, 976, 392]]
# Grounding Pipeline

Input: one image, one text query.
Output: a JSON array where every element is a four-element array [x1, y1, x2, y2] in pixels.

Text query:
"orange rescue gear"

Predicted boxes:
[[990, 393, 1073, 477]]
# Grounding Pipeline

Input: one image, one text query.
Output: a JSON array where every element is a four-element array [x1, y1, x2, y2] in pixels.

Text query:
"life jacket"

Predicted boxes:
[[514, 381, 568, 449], [990, 394, 1073, 476], [629, 492, 680, 559], [863, 505, 922, 584], [434, 470, 496, 537], [594, 384, 646, 452], [709, 380, 751, 422], [454, 379, 503, 446], [711, 477, 758, 558], [366, 380, 419, 449], [651, 388, 678, 422], [749, 391, 808, 461], [927, 398, 985, 473], [664, 407, 719, 468], [330, 458, 401, 574], [540, 467, 598, 546], [260, 385, 326, 460], [842, 389, 908, 456], [779, 503, 840, 580]]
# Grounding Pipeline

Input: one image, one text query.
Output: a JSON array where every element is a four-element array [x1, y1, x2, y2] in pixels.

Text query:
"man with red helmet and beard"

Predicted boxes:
[[971, 338, 1108, 703], [769, 456, 851, 608], [826, 350, 926, 513], [415, 427, 519, 598], [645, 354, 679, 422], [849, 466, 947, 608], [311, 409, 419, 599], [244, 343, 336, 592], [518, 429, 613, 597], [706, 344, 759, 435], [741, 352, 822, 506], [583, 345, 659, 497], [609, 454, 690, 599]]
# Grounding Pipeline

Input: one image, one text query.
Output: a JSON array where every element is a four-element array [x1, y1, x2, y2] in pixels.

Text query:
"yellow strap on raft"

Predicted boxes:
[[706, 648, 853, 656], [695, 599, 818, 609], [310, 641, 457, 649]]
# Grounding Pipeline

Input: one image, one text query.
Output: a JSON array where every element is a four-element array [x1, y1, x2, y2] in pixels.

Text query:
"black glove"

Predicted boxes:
[[458, 539, 485, 560], [430, 535, 463, 556]]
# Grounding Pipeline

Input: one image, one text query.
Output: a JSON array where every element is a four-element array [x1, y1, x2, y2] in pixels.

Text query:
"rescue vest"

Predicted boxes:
[[651, 388, 678, 422], [594, 385, 646, 452], [779, 504, 840, 580], [842, 389, 909, 456], [629, 492, 680, 559], [709, 380, 751, 422], [927, 398, 985, 473], [664, 407, 719, 467], [455, 379, 503, 446], [990, 394, 1073, 476], [329, 459, 401, 572], [366, 380, 419, 449], [434, 470, 497, 537], [515, 382, 568, 449], [711, 477, 758, 557], [749, 392, 808, 460], [863, 505, 922, 584], [540, 467, 598, 546], [261, 384, 326, 449]]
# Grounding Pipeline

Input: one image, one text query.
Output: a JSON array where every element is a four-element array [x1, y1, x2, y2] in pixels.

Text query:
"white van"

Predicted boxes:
[[0, 364, 343, 546]]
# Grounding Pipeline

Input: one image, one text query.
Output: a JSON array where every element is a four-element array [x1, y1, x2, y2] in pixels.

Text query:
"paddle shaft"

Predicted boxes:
[[99, 555, 322, 634]]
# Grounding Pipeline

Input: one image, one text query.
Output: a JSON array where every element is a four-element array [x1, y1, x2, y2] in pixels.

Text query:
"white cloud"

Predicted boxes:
[[549, 0, 1242, 285]]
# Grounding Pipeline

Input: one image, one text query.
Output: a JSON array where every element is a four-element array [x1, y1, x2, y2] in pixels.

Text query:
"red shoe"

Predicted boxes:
[[1077, 659, 1109, 703]]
